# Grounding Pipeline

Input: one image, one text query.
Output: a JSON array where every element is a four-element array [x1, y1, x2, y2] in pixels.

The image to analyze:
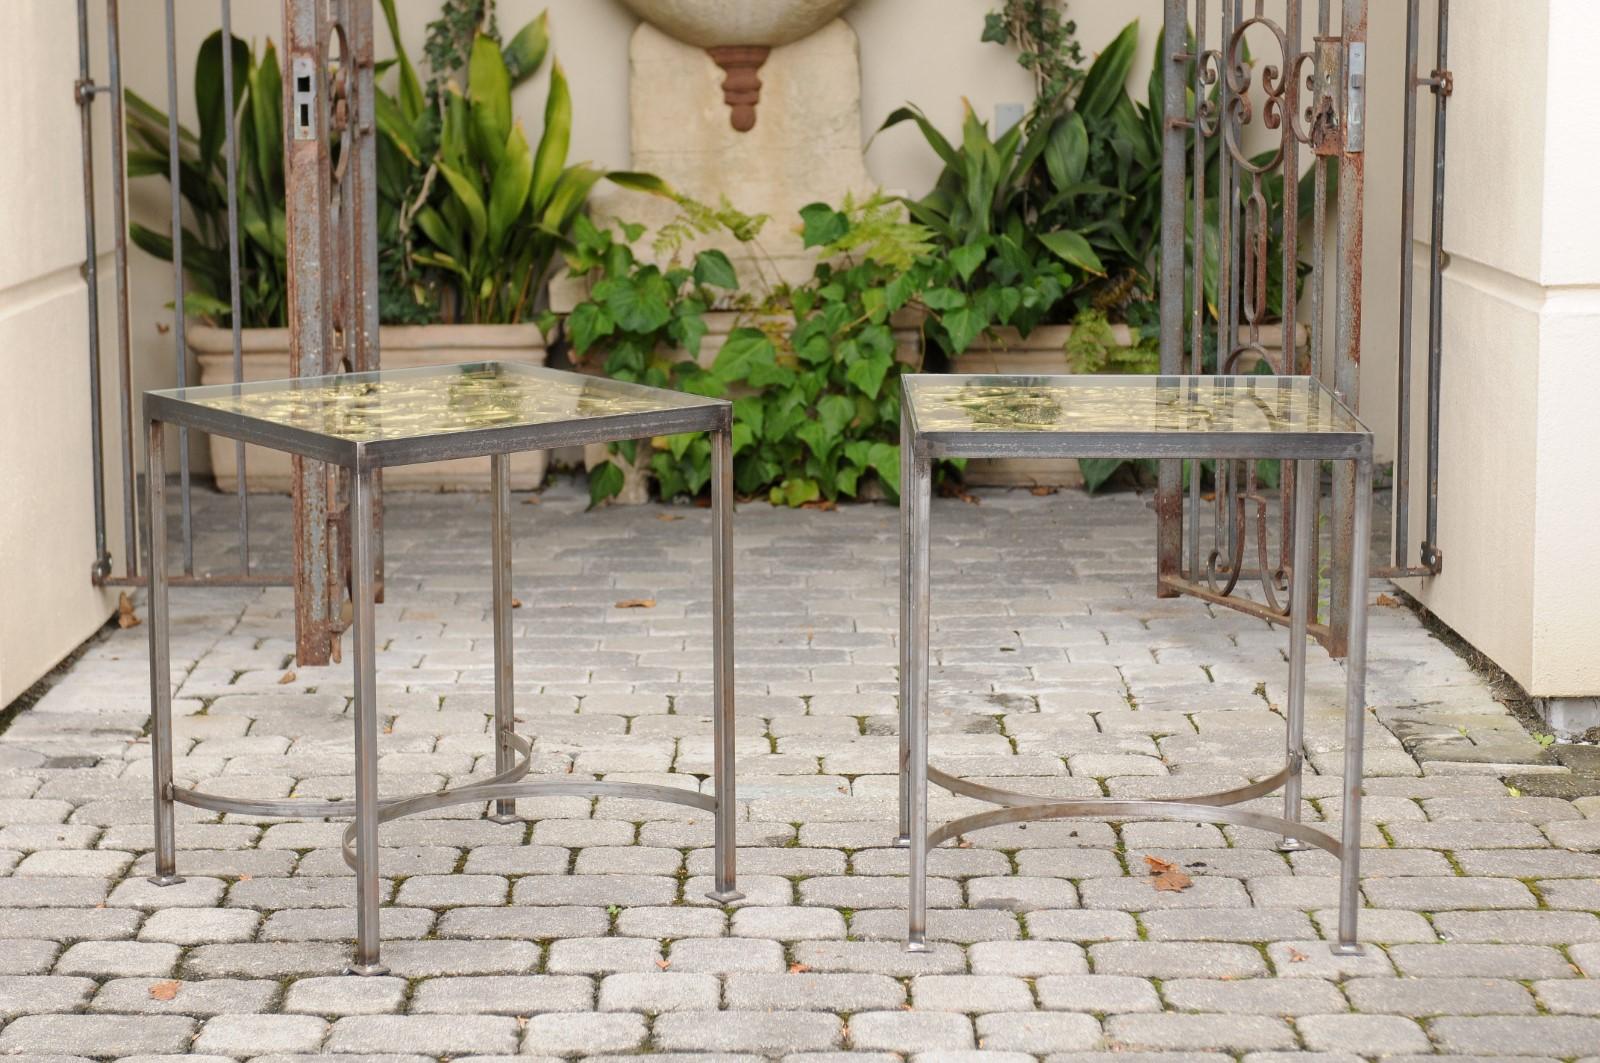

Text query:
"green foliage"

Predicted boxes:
[[125, 31, 285, 327], [982, 0, 1085, 104], [377, 1, 596, 325], [570, 192, 930, 507]]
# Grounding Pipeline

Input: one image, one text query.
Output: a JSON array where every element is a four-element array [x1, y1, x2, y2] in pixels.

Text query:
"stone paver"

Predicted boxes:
[[0, 484, 1593, 1061]]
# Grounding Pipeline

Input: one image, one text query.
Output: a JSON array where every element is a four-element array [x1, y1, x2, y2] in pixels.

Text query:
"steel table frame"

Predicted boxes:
[[143, 364, 743, 975], [896, 373, 1374, 955]]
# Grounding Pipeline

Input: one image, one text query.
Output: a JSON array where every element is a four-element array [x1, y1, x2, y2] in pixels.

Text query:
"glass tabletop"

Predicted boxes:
[[151, 362, 723, 444], [904, 374, 1366, 439]]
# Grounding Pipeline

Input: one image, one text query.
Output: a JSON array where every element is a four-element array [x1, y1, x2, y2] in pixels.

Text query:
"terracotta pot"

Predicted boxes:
[[948, 322, 1305, 488], [191, 322, 550, 492]]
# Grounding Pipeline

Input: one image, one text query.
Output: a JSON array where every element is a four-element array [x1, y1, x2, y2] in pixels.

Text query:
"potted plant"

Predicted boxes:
[[887, 10, 1313, 489], [128, 1, 599, 491]]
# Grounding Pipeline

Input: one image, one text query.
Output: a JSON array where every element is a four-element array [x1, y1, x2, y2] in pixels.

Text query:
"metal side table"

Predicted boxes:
[[144, 362, 742, 974], [896, 373, 1374, 954]]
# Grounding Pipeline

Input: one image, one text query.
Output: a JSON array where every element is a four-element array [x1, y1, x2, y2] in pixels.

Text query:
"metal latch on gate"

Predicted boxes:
[[291, 56, 317, 141], [1310, 38, 1366, 156]]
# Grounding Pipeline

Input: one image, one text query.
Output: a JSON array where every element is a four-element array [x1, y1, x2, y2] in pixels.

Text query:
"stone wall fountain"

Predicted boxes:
[[579, 0, 875, 290]]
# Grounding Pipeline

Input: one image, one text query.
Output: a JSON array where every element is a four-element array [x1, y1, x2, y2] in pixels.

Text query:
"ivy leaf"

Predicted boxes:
[[922, 287, 967, 311], [770, 478, 821, 507], [604, 267, 674, 332], [816, 394, 856, 438], [733, 396, 764, 439], [796, 419, 834, 461], [950, 243, 987, 282], [941, 307, 987, 353], [867, 442, 901, 497], [845, 350, 893, 400], [713, 327, 772, 382], [730, 421, 755, 455], [692, 249, 738, 289], [799, 202, 848, 248], [588, 461, 624, 508], [1078, 457, 1125, 493], [981, 11, 1010, 44], [567, 301, 613, 355]]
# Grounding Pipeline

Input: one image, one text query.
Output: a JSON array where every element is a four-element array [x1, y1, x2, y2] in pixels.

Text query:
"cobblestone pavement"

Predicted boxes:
[[2, 482, 1597, 1062]]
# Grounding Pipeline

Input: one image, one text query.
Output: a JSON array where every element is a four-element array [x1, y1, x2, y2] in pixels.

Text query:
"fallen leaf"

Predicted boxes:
[[117, 592, 141, 629], [788, 962, 811, 974], [615, 599, 656, 609], [156, 321, 170, 334], [1287, 947, 1309, 963], [148, 980, 180, 1001], [1144, 854, 1194, 893], [1030, 486, 1059, 496], [330, 632, 342, 665], [521, 496, 541, 505], [277, 671, 296, 685], [657, 513, 683, 522], [1375, 593, 1402, 608], [956, 837, 974, 849], [655, 958, 671, 970], [511, 598, 523, 609], [939, 483, 981, 505], [800, 499, 838, 511]]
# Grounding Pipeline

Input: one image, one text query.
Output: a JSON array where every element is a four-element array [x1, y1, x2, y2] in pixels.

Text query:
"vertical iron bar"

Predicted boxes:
[[348, 457, 387, 976], [896, 404, 913, 845], [1421, 0, 1449, 573], [1278, 0, 1303, 582], [905, 445, 932, 952], [1394, 0, 1421, 569], [708, 425, 742, 903], [162, 0, 193, 575], [489, 452, 517, 824], [107, 0, 137, 580], [347, 0, 385, 597], [1187, 0, 1207, 581], [285, 0, 336, 665], [1214, 0, 1236, 568], [1156, 0, 1189, 596], [1329, 0, 1368, 658], [220, 0, 250, 573], [76, 0, 112, 584], [145, 418, 181, 886], [1333, 453, 1372, 953]]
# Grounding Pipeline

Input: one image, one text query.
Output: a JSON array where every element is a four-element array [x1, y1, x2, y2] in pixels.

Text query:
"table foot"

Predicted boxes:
[[906, 933, 929, 954], [1277, 837, 1312, 852], [147, 874, 184, 887], [705, 888, 745, 905], [345, 961, 391, 977], [487, 813, 521, 825], [892, 833, 911, 848], [1329, 941, 1366, 957]]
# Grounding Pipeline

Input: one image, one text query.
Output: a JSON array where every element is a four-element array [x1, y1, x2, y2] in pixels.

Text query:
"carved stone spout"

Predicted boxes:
[[707, 46, 770, 131]]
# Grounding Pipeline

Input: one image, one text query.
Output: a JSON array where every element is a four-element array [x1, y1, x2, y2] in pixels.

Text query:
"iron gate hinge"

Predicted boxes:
[[1426, 69, 1455, 97], [291, 56, 317, 141]]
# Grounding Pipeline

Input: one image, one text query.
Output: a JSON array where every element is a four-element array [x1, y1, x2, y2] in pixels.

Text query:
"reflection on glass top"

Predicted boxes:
[[154, 362, 721, 443], [905, 374, 1366, 437]]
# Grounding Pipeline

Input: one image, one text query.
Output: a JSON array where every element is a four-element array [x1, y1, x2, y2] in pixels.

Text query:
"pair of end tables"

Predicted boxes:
[[144, 362, 1373, 974]]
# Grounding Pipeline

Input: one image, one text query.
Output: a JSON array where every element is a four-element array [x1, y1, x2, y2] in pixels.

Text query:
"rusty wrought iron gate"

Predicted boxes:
[[1155, 0, 1450, 656], [77, 0, 380, 666]]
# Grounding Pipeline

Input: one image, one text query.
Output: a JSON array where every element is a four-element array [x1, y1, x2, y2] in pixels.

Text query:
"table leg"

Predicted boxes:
[[706, 427, 743, 905], [489, 452, 518, 824], [348, 462, 388, 976], [896, 409, 912, 848], [146, 418, 182, 887], [1280, 459, 1316, 852], [906, 448, 932, 952], [1332, 455, 1373, 956]]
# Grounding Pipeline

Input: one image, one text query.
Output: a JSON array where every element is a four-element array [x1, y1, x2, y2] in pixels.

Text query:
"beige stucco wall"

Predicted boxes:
[[0, 2, 121, 704], [1403, 0, 1600, 697]]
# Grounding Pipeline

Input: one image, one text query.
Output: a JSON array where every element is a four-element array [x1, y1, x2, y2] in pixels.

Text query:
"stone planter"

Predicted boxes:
[[192, 322, 551, 492], [578, 308, 924, 503], [948, 322, 1304, 488]]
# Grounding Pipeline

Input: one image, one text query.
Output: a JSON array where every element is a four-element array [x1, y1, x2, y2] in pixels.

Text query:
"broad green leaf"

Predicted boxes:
[[1038, 229, 1105, 275], [845, 350, 893, 400], [566, 300, 613, 355], [377, 0, 424, 123], [950, 242, 987, 282], [603, 267, 673, 333], [1079, 457, 1125, 493], [922, 287, 966, 311], [770, 478, 821, 507], [541, 165, 603, 230], [1044, 111, 1089, 191], [692, 249, 738, 289], [440, 83, 470, 170], [194, 30, 249, 175], [436, 161, 488, 245], [468, 33, 512, 171], [488, 123, 534, 254], [606, 170, 676, 198], [503, 12, 550, 86], [1079, 20, 1140, 120], [867, 441, 901, 497], [530, 60, 572, 211], [248, 42, 282, 200], [816, 394, 856, 438], [712, 327, 772, 382], [942, 306, 986, 353], [875, 105, 958, 168]]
